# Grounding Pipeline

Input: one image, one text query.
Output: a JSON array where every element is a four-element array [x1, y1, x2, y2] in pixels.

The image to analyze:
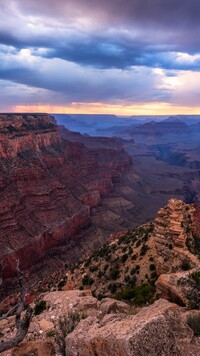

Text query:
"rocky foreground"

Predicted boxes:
[[1, 199, 200, 355], [1, 289, 200, 356]]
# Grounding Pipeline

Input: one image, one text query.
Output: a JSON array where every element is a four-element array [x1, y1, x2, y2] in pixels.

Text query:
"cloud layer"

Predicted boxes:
[[1, 0, 200, 112]]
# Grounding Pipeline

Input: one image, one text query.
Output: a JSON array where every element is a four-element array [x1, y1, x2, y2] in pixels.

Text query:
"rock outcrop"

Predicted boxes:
[[155, 267, 200, 309], [65, 198, 200, 300], [153, 199, 198, 274], [66, 298, 193, 356], [1, 290, 198, 356]]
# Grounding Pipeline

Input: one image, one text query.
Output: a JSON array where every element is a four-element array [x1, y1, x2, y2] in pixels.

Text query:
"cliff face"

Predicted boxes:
[[0, 114, 60, 158], [0, 114, 133, 285]]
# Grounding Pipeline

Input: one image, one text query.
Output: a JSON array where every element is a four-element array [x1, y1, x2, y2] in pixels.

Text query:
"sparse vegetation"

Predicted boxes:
[[115, 283, 155, 305], [46, 330, 55, 337], [140, 244, 149, 256], [121, 253, 128, 263], [186, 234, 200, 259], [108, 283, 117, 294], [186, 271, 200, 309], [181, 259, 191, 271], [34, 300, 47, 315], [149, 264, 156, 271], [62, 223, 158, 301], [89, 265, 98, 272], [57, 276, 67, 290], [55, 312, 82, 356], [187, 314, 200, 335], [131, 254, 137, 261], [109, 267, 120, 280], [82, 274, 94, 286]]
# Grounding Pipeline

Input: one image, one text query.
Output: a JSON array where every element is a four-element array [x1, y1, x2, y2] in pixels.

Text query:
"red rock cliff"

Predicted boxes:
[[0, 114, 133, 285]]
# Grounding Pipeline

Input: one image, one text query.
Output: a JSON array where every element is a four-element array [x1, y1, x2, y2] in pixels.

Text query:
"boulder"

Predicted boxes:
[[38, 319, 54, 332], [155, 270, 199, 306], [66, 299, 193, 356], [12, 341, 55, 356]]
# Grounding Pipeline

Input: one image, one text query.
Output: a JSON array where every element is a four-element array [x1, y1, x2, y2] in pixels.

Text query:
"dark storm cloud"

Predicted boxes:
[[0, 50, 167, 105], [0, 0, 200, 71], [0, 0, 200, 109], [17, 0, 200, 28]]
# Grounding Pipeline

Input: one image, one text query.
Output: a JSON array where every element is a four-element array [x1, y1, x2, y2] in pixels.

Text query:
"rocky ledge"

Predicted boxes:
[[1, 290, 200, 356]]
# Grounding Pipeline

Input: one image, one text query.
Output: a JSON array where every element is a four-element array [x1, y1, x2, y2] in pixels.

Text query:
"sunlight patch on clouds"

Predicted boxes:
[[14, 102, 200, 116], [175, 52, 200, 64]]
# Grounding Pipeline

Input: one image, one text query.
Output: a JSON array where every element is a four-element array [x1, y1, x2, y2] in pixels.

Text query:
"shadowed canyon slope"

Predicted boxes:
[[65, 199, 200, 298]]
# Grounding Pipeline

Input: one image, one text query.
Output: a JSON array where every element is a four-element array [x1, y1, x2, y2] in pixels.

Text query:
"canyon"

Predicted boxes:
[[1, 113, 200, 354], [2, 113, 200, 301], [0, 113, 137, 301]]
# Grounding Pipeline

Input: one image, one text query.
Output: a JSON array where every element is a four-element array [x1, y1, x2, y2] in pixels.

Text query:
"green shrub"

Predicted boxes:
[[89, 265, 98, 272], [55, 312, 82, 356], [149, 264, 156, 271], [135, 240, 141, 248], [185, 271, 200, 309], [109, 267, 120, 280], [108, 283, 117, 294], [133, 283, 155, 305], [57, 277, 67, 290], [121, 253, 128, 263], [140, 244, 149, 256], [124, 275, 130, 283], [130, 268, 136, 275], [150, 271, 158, 280], [189, 271, 200, 286], [186, 234, 200, 259], [34, 300, 47, 315], [84, 258, 91, 267], [131, 254, 137, 261], [181, 259, 191, 271], [98, 270, 104, 278], [130, 276, 137, 285], [125, 266, 129, 273], [115, 287, 135, 301], [82, 275, 94, 286], [104, 264, 109, 271], [187, 314, 200, 335], [128, 247, 133, 254], [46, 330, 55, 337], [115, 283, 154, 305]]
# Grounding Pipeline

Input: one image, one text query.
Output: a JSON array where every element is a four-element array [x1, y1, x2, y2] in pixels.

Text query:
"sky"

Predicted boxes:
[[1, 0, 200, 115]]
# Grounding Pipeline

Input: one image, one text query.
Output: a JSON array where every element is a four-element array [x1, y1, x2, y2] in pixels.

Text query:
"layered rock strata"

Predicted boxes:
[[153, 199, 197, 274], [0, 114, 133, 288]]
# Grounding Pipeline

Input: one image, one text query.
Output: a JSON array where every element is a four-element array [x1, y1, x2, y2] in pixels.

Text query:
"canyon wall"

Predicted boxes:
[[0, 114, 133, 285]]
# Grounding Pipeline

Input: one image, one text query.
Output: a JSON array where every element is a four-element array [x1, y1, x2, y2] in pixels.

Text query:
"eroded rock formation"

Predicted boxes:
[[153, 198, 197, 274], [0, 114, 133, 295]]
